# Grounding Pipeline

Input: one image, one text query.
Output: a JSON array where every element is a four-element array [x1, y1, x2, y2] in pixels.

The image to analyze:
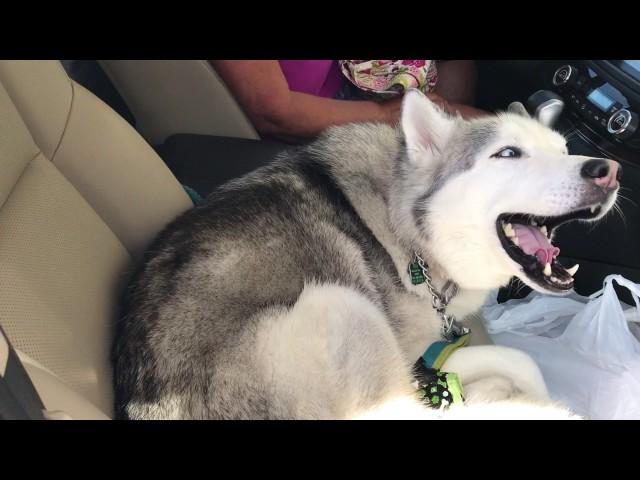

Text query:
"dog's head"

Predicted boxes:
[[393, 90, 621, 294]]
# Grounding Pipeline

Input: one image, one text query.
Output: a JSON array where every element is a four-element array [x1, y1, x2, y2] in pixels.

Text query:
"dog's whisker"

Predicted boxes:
[[612, 202, 628, 229], [513, 279, 528, 297], [616, 193, 638, 208]]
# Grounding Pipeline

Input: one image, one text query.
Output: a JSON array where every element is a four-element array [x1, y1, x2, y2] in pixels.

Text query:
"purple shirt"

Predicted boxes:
[[279, 60, 343, 98]]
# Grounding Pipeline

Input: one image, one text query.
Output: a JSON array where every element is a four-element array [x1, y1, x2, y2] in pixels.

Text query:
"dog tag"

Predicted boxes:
[[408, 261, 425, 285]]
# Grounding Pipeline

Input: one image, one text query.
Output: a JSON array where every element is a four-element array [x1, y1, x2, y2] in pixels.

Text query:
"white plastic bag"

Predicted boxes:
[[482, 275, 640, 419]]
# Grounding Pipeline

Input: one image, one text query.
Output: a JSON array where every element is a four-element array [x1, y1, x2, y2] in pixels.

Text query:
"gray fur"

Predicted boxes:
[[114, 128, 412, 419], [411, 120, 499, 229], [508, 101, 530, 117]]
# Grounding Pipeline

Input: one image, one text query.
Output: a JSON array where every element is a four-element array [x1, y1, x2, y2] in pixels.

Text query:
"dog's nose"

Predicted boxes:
[[581, 159, 622, 189]]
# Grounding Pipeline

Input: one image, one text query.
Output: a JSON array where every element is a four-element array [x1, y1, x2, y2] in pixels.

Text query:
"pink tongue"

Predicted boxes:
[[512, 224, 560, 265]]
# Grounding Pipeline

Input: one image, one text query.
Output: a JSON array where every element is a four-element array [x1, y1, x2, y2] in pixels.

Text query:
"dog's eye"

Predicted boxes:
[[492, 147, 522, 158]]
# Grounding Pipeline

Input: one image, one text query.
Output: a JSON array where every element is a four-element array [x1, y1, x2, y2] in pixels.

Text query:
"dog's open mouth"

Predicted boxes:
[[496, 206, 602, 292]]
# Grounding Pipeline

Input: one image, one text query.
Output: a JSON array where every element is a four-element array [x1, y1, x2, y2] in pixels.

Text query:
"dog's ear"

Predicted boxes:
[[507, 101, 530, 118], [401, 89, 456, 166]]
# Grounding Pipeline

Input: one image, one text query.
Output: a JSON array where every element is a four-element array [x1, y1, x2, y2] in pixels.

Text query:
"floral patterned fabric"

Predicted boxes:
[[339, 60, 438, 99]]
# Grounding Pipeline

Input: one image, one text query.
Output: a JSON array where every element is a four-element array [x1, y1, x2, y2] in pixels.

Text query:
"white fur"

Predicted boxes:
[[401, 90, 456, 167], [441, 345, 550, 401], [253, 283, 570, 419], [254, 283, 418, 419]]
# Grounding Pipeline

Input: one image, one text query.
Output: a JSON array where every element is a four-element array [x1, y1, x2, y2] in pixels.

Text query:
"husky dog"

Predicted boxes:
[[113, 91, 620, 419]]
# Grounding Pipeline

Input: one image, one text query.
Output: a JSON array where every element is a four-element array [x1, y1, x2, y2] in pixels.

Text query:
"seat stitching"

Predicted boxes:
[[50, 76, 75, 162]]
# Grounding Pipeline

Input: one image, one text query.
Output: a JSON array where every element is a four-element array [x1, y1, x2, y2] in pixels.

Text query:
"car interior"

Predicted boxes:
[[0, 60, 638, 419]]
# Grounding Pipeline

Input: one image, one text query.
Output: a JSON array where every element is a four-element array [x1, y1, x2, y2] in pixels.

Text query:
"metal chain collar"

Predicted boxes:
[[413, 252, 469, 341]]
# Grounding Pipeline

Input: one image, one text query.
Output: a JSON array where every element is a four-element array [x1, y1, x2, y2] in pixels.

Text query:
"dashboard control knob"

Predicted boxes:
[[607, 109, 638, 139], [553, 65, 575, 86]]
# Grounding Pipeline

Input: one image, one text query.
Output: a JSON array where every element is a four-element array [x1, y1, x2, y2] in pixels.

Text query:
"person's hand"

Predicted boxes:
[[380, 92, 489, 127], [447, 103, 490, 120], [427, 92, 489, 120], [381, 93, 449, 126], [426, 92, 451, 112], [380, 96, 403, 125]]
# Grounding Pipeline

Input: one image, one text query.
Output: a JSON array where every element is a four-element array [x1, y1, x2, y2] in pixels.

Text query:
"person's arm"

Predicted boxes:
[[211, 60, 402, 138]]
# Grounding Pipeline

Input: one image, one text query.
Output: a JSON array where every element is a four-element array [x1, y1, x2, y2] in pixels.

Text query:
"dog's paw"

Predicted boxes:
[[442, 345, 551, 402], [463, 375, 517, 403], [444, 397, 582, 420]]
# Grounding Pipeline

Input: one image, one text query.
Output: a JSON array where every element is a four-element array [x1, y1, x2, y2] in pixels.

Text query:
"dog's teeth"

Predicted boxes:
[[503, 223, 515, 237], [566, 264, 579, 276], [590, 206, 597, 213], [512, 236, 519, 246], [540, 226, 548, 236], [543, 263, 552, 276]]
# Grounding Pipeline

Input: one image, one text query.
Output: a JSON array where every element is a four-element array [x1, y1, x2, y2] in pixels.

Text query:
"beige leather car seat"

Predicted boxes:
[[99, 60, 259, 145], [0, 60, 192, 419]]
